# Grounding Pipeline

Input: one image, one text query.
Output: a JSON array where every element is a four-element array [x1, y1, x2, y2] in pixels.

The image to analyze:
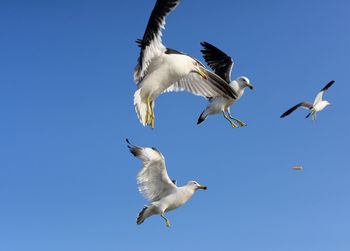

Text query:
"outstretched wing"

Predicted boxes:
[[164, 66, 238, 99], [280, 102, 313, 118], [200, 41, 234, 83], [313, 80, 335, 105], [134, 0, 181, 83], [126, 139, 177, 202]]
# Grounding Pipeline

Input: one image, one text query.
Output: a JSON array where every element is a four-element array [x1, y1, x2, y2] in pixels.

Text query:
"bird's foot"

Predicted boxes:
[[230, 122, 238, 128], [237, 121, 247, 127], [165, 219, 171, 228], [150, 115, 155, 129]]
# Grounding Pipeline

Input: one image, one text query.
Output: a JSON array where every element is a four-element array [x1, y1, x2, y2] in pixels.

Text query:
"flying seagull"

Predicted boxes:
[[280, 80, 335, 120], [133, 0, 237, 128], [126, 139, 207, 227], [196, 42, 253, 128]]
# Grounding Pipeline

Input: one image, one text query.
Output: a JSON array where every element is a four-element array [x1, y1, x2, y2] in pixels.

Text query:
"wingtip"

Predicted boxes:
[[126, 138, 136, 149], [197, 112, 205, 125]]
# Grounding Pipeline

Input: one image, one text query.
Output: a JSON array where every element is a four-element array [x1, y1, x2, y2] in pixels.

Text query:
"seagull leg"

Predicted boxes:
[[161, 213, 171, 227], [223, 112, 238, 128], [311, 111, 316, 121], [146, 96, 152, 126], [228, 112, 247, 127], [150, 101, 155, 129]]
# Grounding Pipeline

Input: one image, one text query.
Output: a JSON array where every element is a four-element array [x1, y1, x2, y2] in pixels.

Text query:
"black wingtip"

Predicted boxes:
[[126, 138, 131, 149], [197, 118, 204, 125], [321, 80, 335, 91], [135, 38, 144, 48], [126, 138, 137, 149], [197, 111, 205, 125]]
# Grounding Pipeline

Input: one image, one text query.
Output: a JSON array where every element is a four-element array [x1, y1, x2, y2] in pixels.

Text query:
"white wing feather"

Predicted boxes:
[[163, 70, 237, 99], [163, 73, 221, 98], [313, 80, 335, 105], [131, 146, 177, 201]]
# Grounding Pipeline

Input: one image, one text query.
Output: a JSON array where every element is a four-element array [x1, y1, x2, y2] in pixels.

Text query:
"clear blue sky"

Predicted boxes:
[[1, 0, 350, 250]]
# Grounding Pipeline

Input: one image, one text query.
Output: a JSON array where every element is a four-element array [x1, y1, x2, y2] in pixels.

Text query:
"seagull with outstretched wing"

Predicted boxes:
[[133, 0, 237, 128], [280, 80, 335, 120], [197, 41, 253, 128], [126, 139, 207, 227]]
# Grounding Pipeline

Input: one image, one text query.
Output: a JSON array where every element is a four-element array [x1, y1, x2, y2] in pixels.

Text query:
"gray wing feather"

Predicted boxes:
[[126, 139, 176, 201], [280, 102, 313, 118], [164, 68, 237, 99]]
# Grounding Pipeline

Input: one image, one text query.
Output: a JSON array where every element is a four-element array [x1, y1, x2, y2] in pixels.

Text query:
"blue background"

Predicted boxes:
[[1, 0, 349, 250]]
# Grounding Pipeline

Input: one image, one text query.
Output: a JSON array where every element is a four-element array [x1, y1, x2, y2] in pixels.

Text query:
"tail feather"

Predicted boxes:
[[136, 206, 154, 225], [197, 110, 208, 125], [305, 112, 311, 119], [134, 89, 147, 126]]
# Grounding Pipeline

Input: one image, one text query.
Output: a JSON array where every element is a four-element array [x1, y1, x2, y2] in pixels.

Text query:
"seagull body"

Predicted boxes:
[[126, 139, 207, 227], [280, 80, 334, 120], [197, 42, 253, 127], [134, 0, 236, 128]]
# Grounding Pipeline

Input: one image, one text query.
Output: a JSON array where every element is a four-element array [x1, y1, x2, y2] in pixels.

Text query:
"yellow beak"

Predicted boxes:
[[198, 185, 208, 190]]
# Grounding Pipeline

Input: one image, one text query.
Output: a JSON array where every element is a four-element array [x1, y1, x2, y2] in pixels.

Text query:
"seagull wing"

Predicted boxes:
[[200, 41, 234, 83], [163, 67, 238, 99], [126, 139, 177, 202], [134, 0, 180, 83], [280, 102, 313, 118], [313, 80, 335, 105]]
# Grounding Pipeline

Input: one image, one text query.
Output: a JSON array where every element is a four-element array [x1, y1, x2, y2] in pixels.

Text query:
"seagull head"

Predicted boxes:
[[325, 101, 331, 106], [187, 180, 207, 190], [237, 76, 253, 90]]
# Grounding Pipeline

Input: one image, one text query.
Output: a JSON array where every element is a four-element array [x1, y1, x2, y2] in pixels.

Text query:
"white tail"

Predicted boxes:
[[197, 108, 210, 125], [134, 89, 147, 126], [136, 205, 157, 225]]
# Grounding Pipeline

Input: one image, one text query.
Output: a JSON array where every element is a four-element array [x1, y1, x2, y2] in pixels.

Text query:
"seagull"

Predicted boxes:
[[126, 139, 207, 227], [196, 42, 253, 128], [133, 0, 237, 128], [280, 80, 335, 120]]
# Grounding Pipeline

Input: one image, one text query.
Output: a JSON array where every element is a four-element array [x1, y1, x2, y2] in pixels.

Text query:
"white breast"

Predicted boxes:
[[314, 101, 328, 112], [163, 187, 194, 212], [138, 54, 193, 99]]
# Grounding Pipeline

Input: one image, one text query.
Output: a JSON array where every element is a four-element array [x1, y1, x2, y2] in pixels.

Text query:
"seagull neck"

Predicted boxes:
[[181, 185, 196, 195], [230, 81, 244, 98]]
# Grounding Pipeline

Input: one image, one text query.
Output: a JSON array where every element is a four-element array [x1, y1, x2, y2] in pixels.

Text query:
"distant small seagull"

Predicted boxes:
[[126, 139, 207, 227], [292, 166, 303, 171], [133, 0, 236, 128], [196, 42, 253, 128], [280, 80, 335, 120]]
